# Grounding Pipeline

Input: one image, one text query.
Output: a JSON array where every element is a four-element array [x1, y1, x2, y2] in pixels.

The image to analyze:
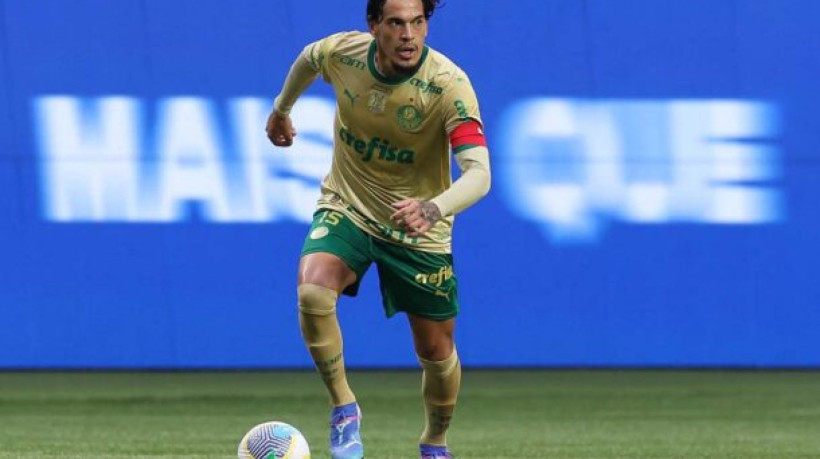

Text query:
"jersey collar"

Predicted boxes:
[[367, 39, 429, 85]]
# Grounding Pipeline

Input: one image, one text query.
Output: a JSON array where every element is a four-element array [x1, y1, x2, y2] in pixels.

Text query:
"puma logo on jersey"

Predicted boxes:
[[433, 289, 452, 300], [343, 89, 359, 106], [338, 127, 416, 164]]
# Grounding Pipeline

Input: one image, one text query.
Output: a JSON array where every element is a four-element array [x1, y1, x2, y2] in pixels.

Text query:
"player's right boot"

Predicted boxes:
[[419, 444, 454, 459], [329, 402, 364, 459]]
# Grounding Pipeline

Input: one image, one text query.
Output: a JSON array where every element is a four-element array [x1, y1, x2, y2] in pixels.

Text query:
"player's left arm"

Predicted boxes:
[[391, 73, 491, 236], [430, 121, 491, 217], [390, 131, 490, 237]]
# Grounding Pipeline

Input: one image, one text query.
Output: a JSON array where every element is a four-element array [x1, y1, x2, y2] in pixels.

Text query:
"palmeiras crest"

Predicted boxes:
[[396, 105, 423, 132]]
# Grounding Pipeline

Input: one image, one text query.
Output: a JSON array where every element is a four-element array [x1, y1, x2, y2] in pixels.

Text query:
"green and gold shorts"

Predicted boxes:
[[301, 208, 458, 321]]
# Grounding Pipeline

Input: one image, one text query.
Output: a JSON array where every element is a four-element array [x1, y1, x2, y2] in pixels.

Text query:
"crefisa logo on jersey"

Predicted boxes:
[[337, 127, 416, 164], [408, 77, 443, 95]]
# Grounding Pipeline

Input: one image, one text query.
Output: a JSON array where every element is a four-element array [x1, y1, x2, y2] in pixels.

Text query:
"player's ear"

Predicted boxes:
[[368, 20, 379, 37]]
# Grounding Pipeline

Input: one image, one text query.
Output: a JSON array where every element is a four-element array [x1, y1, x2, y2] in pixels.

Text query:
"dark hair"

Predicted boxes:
[[366, 0, 442, 23]]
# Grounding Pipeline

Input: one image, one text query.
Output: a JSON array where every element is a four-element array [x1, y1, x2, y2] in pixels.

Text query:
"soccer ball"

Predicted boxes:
[[237, 421, 311, 459]]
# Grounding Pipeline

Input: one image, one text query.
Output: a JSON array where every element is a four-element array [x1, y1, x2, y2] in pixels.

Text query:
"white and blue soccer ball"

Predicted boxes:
[[237, 421, 311, 459]]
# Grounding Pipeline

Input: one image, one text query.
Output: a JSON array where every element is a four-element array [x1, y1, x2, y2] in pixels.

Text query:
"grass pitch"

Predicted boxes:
[[0, 370, 818, 458]]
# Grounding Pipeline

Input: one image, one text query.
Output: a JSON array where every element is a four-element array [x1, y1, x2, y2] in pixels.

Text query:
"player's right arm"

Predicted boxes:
[[267, 35, 339, 147], [266, 47, 319, 147]]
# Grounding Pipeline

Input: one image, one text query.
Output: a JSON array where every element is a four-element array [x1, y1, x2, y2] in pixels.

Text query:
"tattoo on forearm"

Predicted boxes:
[[420, 201, 442, 225]]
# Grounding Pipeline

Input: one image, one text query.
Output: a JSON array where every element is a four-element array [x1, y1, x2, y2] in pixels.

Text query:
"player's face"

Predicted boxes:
[[369, 0, 428, 77]]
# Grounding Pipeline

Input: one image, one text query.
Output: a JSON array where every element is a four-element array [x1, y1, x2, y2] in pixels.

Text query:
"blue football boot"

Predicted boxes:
[[329, 402, 364, 459], [420, 444, 454, 459]]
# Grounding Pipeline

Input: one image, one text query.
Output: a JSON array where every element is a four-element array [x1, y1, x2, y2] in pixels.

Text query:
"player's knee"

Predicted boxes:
[[418, 346, 460, 376], [417, 347, 446, 362], [297, 283, 338, 316], [416, 339, 455, 362]]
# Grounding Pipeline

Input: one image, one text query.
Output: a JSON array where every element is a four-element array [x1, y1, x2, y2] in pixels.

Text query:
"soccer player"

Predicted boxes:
[[266, 0, 490, 458]]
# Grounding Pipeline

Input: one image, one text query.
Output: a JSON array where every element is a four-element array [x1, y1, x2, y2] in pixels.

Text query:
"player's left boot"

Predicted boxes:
[[419, 444, 453, 459], [329, 402, 364, 459]]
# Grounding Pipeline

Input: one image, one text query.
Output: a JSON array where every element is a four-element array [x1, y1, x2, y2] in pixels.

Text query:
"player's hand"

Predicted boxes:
[[266, 110, 297, 147], [390, 199, 442, 237]]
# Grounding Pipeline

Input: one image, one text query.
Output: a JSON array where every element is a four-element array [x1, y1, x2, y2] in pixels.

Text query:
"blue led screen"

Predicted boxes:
[[1, 0, 819, 368]]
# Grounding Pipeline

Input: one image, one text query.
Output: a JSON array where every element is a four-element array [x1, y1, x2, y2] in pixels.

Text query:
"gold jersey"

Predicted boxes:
[[302, 31, 483, 253]]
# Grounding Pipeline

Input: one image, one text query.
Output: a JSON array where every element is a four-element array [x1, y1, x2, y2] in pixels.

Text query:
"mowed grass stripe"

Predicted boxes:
[[0, 371, 818, 458]]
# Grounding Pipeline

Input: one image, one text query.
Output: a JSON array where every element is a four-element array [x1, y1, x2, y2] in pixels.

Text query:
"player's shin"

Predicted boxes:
[[297, 283, 356, 407], [417, 348, 461, 446]]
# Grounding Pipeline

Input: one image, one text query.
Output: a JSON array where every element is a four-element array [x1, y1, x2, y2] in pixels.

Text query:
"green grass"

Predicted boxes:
[[0, 370, 818, 458]]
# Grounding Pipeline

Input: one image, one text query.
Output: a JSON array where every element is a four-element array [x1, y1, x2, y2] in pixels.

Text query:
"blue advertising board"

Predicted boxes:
[[1, 0, 819, 368]]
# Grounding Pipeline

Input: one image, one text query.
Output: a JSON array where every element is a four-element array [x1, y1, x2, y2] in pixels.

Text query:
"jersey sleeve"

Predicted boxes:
[[302, 32, 349, 83], [442, 70, 483, 135]]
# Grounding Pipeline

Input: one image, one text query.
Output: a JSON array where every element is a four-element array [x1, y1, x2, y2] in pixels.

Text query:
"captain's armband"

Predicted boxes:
[[449, 120, 486, 154]]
